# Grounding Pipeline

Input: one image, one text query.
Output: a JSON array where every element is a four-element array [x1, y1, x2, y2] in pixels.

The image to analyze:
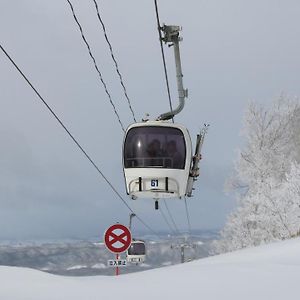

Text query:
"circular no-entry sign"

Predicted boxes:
[[104, 224, 132, 253]]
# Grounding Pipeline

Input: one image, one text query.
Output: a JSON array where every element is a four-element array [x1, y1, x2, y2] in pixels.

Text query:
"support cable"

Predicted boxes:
[[66, 0, 125, 132], [153, 0, 174, 123], [92, 0, 137, 123], [184, 197, 192, 235], [163, 199, 180, 235], [0, 43, 158, 237], [159, 206, 176, 235]]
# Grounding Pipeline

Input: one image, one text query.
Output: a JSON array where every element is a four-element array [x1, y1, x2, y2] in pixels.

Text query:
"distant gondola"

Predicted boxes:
[[126, 240, 146, 263]]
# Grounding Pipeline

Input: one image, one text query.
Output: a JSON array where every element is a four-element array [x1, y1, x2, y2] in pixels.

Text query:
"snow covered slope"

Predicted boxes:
[[2, 237, 300, 300]]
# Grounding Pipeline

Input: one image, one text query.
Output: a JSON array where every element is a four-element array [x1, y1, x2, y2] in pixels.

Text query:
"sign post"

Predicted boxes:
[[116, 253, 119, 276], [104, 224, 132, 276]]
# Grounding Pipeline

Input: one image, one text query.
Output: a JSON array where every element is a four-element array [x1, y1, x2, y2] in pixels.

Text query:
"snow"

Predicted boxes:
[[2, 238, 300, 300], [91, 263, 107, 269], [66, 265, 88, 271]]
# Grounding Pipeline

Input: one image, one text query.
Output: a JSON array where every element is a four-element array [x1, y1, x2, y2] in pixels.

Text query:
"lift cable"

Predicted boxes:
[[159, 206, 177, 236], [154, 0, 193, 237], [66, 0, 125, 133], [0, 43, 159, 237], [154, 0, 190, 236], [91, 0, 137, 123], [153, 0, 174, 123], [184, 197, 192, 235], [163, 199, 181, 235]]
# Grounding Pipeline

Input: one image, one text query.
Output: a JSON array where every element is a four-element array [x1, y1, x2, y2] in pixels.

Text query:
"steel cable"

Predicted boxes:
[[184, 197, 192, 235], [0, 43, 159, 237], [154, 0, 174, 123], [163, 199, 181, 235], [92, 0, 137, 123], [67, 0, 126, 132], [159, 205, 177, 235]]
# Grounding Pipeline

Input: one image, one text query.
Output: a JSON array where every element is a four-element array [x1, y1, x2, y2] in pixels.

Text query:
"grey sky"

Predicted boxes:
[[1, 0, 300, 240]]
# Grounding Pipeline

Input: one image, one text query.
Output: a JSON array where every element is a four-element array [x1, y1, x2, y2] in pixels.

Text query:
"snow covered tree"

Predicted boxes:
[[213, 96, 300, 254], [279, 162, 300, 237]]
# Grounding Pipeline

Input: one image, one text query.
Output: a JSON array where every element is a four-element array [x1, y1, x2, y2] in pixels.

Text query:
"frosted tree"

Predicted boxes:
[[213, 96, 300, 254], [278, 162, 300, 237]]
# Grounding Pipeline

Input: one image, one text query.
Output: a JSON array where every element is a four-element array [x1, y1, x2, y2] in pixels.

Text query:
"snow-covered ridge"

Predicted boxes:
[[1, 238, 300, 300], [0, 235, 211, 276]]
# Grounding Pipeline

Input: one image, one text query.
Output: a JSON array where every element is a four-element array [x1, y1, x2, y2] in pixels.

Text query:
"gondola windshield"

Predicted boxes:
[[124, 126, 186, 169], [127, 242, 146, 255]]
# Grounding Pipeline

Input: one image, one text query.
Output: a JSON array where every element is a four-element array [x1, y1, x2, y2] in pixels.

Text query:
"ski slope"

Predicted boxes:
[[1, 237, 300, 300]]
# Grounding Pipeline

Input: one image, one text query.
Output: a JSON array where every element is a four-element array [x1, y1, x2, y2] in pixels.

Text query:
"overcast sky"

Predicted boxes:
[[1, 0, 300, 240]]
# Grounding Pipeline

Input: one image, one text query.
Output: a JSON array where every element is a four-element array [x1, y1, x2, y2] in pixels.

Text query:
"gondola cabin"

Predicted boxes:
[[126, 240, 146, 263], [123, 121, 192, 200]]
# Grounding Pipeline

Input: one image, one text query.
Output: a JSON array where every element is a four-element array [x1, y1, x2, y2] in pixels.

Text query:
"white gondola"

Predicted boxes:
[[123, 120, 192, 200], [123, 25, 207, 208], [126, 240, 146, 263]]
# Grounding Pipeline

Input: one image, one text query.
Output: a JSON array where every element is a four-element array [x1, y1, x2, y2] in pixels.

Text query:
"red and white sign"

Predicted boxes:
[[104, 224, 132, 254]]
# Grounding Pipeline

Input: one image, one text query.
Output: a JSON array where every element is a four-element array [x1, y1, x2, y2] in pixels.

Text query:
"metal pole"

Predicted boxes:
[[173, 38, 185, 116], [181, 245, 185, 263], [129, 213, 136, 230], [157, 25, 187, 121], [115, 253, 119, 276]]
